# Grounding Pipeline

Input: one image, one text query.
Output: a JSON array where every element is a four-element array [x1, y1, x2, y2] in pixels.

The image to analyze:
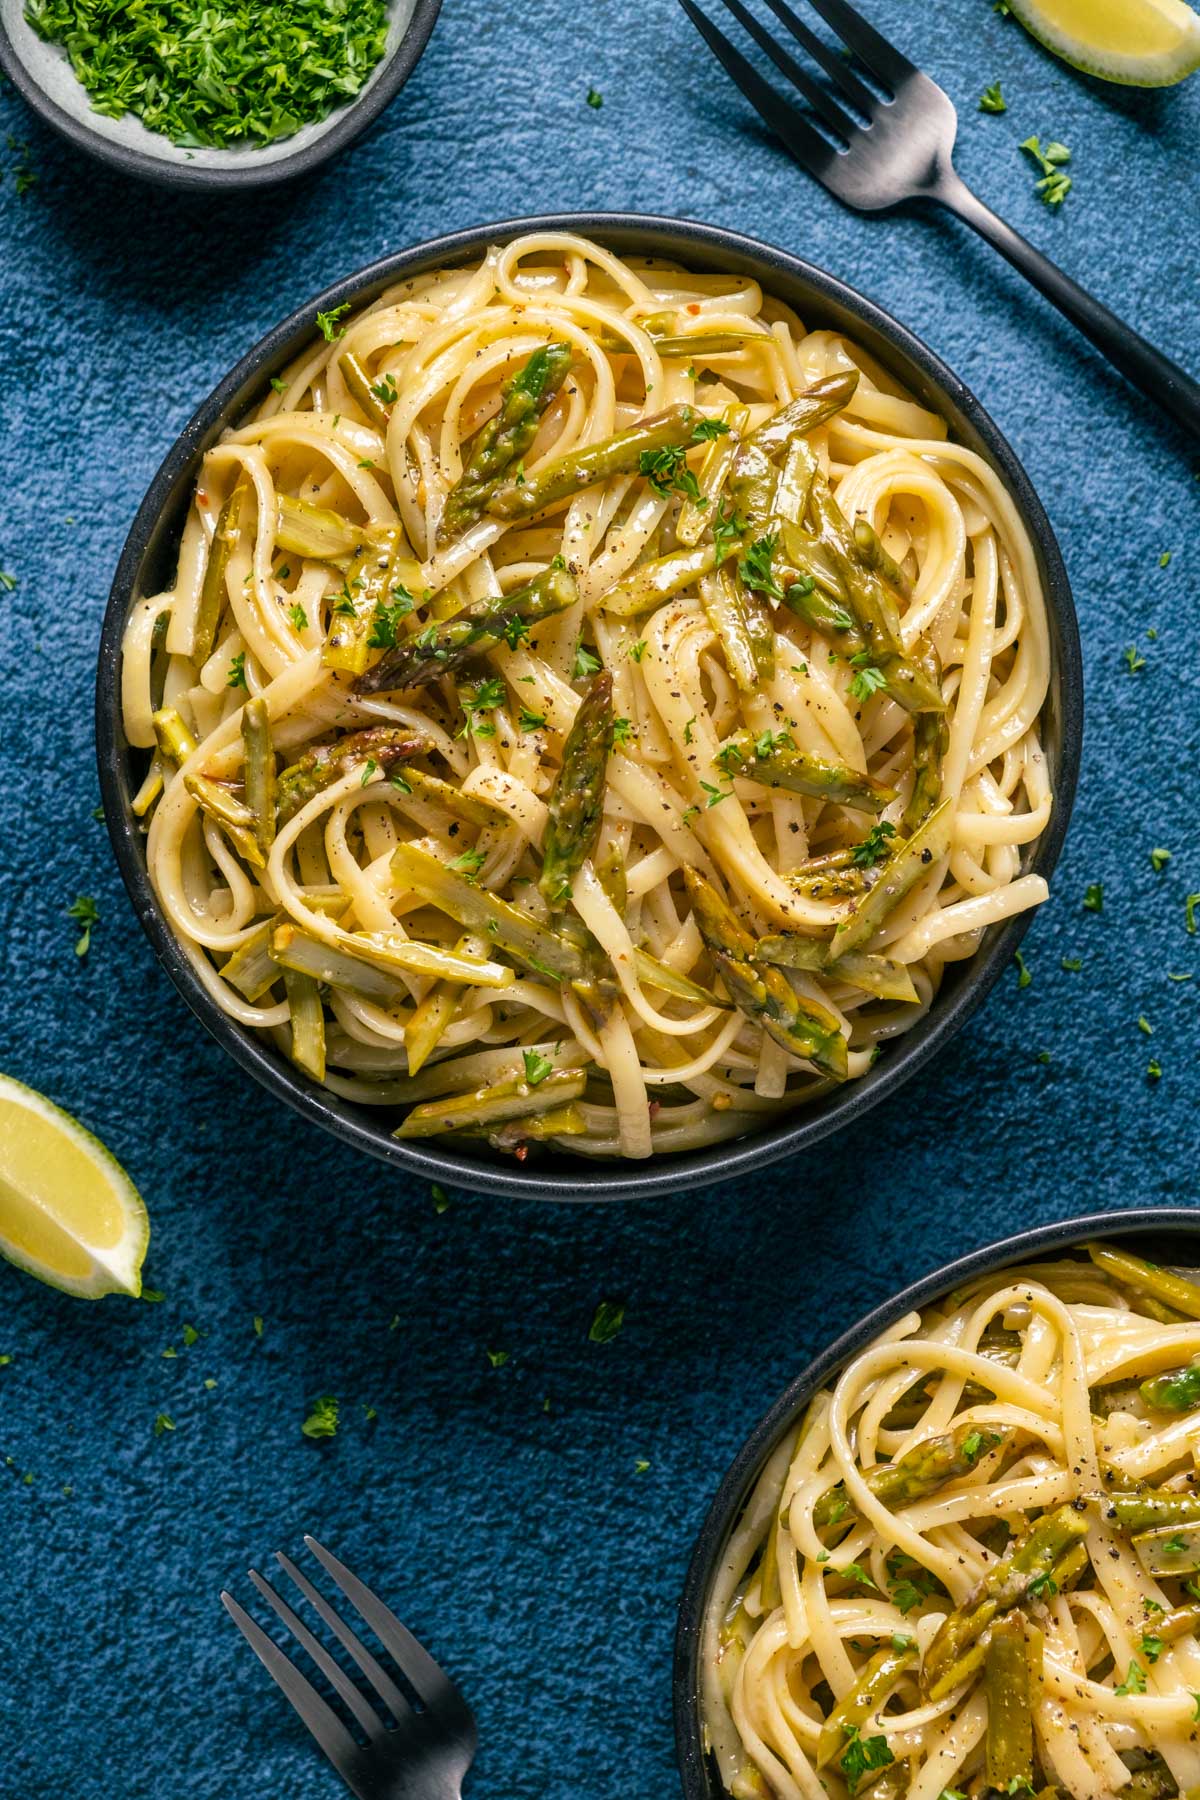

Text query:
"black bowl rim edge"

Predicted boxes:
[[672, 1206, 1200, 1800], [0, 0, 443, 191], [95, 209, 1083, 1202]]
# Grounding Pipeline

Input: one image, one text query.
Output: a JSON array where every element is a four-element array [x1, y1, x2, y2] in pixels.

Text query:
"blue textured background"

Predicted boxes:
[[1, 1, 1198, 1793]]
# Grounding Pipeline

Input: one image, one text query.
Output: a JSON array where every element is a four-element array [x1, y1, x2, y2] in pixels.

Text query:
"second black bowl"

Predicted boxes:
[[95, 212, 1082, 1201]]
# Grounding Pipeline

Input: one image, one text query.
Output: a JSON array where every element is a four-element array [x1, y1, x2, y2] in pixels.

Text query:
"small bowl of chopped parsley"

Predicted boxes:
[[0, 0, 442, 188]]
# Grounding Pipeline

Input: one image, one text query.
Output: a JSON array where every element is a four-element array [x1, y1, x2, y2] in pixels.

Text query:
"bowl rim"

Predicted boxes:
[[0, 0, 443, 191], [94, 209, 1083, 1201], [671, 1206, 1200, 1800]]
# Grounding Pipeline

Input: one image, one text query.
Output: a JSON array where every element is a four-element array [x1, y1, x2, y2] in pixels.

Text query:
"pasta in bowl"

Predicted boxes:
[[100, 217, 1078, 1191], [680, 1220, 1200, 1800]]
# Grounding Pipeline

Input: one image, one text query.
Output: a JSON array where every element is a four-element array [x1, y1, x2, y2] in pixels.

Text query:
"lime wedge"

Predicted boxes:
[[1007, 0, 1200, 85], [0, 1073, 149, 1298]]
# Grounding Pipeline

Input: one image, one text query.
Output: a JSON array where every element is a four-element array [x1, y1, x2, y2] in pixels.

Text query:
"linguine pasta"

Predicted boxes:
[[702, 1241, 1200, 1800], [120, 230, 1053, 1161]]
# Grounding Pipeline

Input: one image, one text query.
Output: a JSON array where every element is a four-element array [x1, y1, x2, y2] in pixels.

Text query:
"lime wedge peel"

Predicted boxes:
[[1007, 0, 1200, 87], [0, 1073, 149, 1299]]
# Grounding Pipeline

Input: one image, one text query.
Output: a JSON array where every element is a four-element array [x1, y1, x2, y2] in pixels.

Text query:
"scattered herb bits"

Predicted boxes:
[[1020, 135, 1073, 207], [24, 0, 392, 149]]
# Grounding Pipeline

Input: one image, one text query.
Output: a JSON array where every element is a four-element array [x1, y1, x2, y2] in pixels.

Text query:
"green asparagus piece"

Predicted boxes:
[[241, 696, 276, 856], [742, 586, 775, 682], [269, 923, 405, 1003], [270, 920, 513, 996], [633, 949, 727, 1010], [275, 727, 431, 826], [355, 567, 577, 694], [393, 767, 512, 830], [1103, 1492, 1200, 1535], [1132, 1523, 1200, 1575], [715, 729, 896, 815], [781, 577, 865, 649], [702, 561, 761, 694], [340, 351, 391, 430], [683, 869, 848, 1078], [1156, 1601, 1200, 1643], [812, 1421, 1006, 1533], [539, 671, 614, 908], [747, 371, 860, 460], [984, 1614, 1034, 1792], [152, 707, 198, 765], [282, 967, 326, 1082], [391, 841, 587, 981], [922, 1505, 1091, 1701], [596, 840, 627, 917], [325, 525, 422, 677], [678, 402, 749, 546], [832, 798, 953, 959], [776, 521, 851, 607], [220, 918, 279, 1002], [815, 1644, 916, 1770], [601, 542, 723, 617], [1087, 1242, 1200, 1320], [184, 771, 265, 869], [651, 329, 774, 358], [1123, 1757, 1184, 1800], [853, 519, 913, 598], [904, 708, 949, 830], [484, 1103, 588, 1149], [193, 484, 245, 664], [275, 493, 361, 565], [754, 935, 918, 1005], [485, 405, 699, 519], [1141, 1361, 1200, 1412], [394, 1067, 587, 1138], [440, 342, 573, 541]]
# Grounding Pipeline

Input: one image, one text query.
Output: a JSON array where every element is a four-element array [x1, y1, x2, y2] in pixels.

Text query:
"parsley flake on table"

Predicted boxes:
[[431, 1183, 451, 1214], [1013, 949, 1032, 989], [1160, 551, 1173, 568], [301, 1395, 340, 1440], [588, 1299, 626, 1344], [1150, 846, 1173, 872], [634, 1458, 650, 1474], [979, 82, 1006, 113], [1147, 1058, 1163, 1082], [486, 1348, 510, 1368], [0, 570, 16, 591], [1020, 136, 1072, 207], [1123, 644, 1146, 673], [1061, 955, 1082, 972], [153, 1412, 175, 1437], [67, 894, 99, 958], [1083, 882, 1104, 913], [1187, 893, 1200, 935], [586, 86, 603, 109]]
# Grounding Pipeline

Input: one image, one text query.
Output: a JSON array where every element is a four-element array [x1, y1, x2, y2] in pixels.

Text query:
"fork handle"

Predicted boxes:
[[934, 169, 1200, 440]]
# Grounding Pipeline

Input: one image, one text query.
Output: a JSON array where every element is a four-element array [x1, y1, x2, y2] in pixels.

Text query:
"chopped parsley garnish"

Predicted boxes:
[[612, 717, 635, 746], [1123, 644, 1146, 673], [67, 894, 99, 958], [573, 640, 603, 679], [700, 779, 731, 808], [367, 587, 414, 649], [301, 1395, 340, 1440], [837, 1561, 878, 1591], [1160, 550, 1173, 568], [226, 651, 248, 690], [1150, 846, 1173, 872], [459, 677, 506, 738], [839, 1726, 893, 1784], [1013, 949, 1032, 989], [316, 302, 352, 342], [1020, 136, 1073, 207], [0, 569, 17, 591], [1140, 1632, 1164, 1664], [713, 500, 747, 563], [588, 1299, 626, 1344], [370, 373, 398, 406], [518, 707, 546, 732], [1115, 1660, 1147, 1696], [634, 1458, 650, 1474], [979, 81, 1006, 113], [586, 86, 603, 108], [739, 533, 784, 602], [447, 848, 487, 880], [851, 821, 896, 868], [848, 655, 888, 702], [153, 1412, 175, 1436], [1148, 1058, 1163, 1082], [431, 1182, 451, 1214], [1083, 882, 1104, 913], [1061, 955, 1082, 972], [522, 1048, 554, 1086], [485, 1348, 510, 1368], [691, 418, 730, 441], [962, 1429, 1000, 1463], [1026, 1570, 1058, 1600], [270, 376, 288, 394], [287, 602, 308, 632], [1138, 1014, 1153, 1035], [627, 640, 648, 663], [359, 757, 378, 786], [25, 1, 390, 148]]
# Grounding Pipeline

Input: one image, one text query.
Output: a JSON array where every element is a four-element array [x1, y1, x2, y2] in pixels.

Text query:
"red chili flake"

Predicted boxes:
[[514, 1143, 529, 1162], [687, 302, 701, 314], [647, 1100, 661, 1119]]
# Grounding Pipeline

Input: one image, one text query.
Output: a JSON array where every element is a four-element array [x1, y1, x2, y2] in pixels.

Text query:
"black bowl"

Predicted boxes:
[[0, 0, 441, 191], [673, 1207, 1200, 1800], [95, 212, 1083, 1201]]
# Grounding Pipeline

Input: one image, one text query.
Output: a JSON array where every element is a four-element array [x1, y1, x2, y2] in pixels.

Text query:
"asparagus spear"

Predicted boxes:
[[193, 484, 245, 664], [854, 519, 913, 598], [1132, 1524, 1200, 1575], [1087, 1242, 1200, 1320], [540, 671, 614, 908], [600, 542, 724, 618], [677, 402, 748, 546], [812, 1421, 1006, 1533], [682, 869, 848, 1078], [324, 525, 421, 677], [831, 798, 953, 959], [747, 370, 860, 459], [283, 968, 326, 1082], [340, 351, 391, 430], [921, 1505, 1091, 1701], [633, 950, 727, 1009], [184, 771, 265, 869], [440, 342, 573, 541], [354, 567, 577, 694], [904, 708, 949, 830], [754, 935, 918, 1005], [271, 920, 513, 994], [715, 729, 896, 815], [484, 1104, 588, 1149], [984, 1615, 1034, 1793], [651, 329, 774, 357], [220, 918, 279, 1003], [815, 1644, 916, 1770], [1103, 1492, 1200, 1534], [275, 494, 361, 565], [241, 696, 276, 856], [781, 576, 865, 649], [484, 405, 699, 519], [702, 562, 761, 693], [391, 841, 587, 981], [275, 727, 431, 826], [393, 767, 512, 830], [1140, 1361, 1200, 1411], [394, 1068, 587, 1138], [152, 707, 198, 765]]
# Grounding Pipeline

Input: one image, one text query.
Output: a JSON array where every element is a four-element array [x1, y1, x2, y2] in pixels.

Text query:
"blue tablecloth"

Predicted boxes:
[[1, 1, 1197, 1792]]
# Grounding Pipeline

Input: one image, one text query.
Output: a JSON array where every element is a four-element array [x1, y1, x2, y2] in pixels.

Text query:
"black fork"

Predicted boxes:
[[679, 0, 1200, 437], [223, 1537, 477, 1800]]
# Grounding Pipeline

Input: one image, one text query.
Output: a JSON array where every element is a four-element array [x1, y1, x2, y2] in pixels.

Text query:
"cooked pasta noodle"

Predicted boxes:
[[120, 231, 1053, 1160], [702, 1241, 1200, 1799]]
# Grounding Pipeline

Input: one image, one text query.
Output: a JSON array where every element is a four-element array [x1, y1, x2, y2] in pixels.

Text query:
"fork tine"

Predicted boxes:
[[677, 0, 837, 176], [708, 0, 856, 138], [797, 0, 916, 91], [757, 0, 878, 113], [276, 1550, 415, 1727], [249, 1567, 387, 1742], [304, 1536, 471, 1727], [221, 1590, 362, 1784]]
